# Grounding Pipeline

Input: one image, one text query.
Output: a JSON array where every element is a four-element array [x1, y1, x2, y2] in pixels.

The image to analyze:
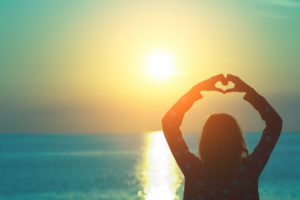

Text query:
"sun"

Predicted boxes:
[[146, 51, 174, 79]]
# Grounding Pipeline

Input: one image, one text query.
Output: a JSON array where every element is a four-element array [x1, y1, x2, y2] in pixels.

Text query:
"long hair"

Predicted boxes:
[[199, 113, 248, 180]]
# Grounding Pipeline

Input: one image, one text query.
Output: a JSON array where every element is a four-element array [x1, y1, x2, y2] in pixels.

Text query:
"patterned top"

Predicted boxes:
[[162, 90, 282, 200]]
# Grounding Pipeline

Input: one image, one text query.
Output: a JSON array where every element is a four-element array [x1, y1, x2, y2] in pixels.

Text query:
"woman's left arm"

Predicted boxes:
[[161, 74, 226, 176]]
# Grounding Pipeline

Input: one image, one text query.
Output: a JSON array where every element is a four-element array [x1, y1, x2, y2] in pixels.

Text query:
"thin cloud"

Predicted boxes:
[[266, 0, 300, 7], [253, 10, 290, 19]]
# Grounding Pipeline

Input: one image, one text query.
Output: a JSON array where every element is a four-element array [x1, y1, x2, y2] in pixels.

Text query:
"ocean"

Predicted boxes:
[[0, 132, 299, 200]]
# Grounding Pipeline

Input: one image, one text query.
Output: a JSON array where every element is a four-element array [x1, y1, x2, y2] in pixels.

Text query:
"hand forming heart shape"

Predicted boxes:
[[211, 74, 252, 94], [191, 74, 252, 97]]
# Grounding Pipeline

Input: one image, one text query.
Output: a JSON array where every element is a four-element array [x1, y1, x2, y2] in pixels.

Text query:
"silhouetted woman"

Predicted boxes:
[[162, 74, 282, 200]]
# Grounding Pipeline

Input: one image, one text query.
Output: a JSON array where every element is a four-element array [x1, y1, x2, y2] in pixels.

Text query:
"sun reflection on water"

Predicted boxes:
[[137, 131, 183, 200]]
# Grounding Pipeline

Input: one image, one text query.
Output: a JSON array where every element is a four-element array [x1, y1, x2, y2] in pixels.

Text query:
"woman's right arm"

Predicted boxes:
[[162, 74, 227, 176], [226, 74, 283, 176]]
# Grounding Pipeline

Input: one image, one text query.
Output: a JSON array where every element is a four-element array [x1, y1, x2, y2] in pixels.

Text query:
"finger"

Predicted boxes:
[[213, 74, 227, 85], [212, 84, 226, 93], [213, 74, 225, 80], [227, 74, 243, 85], [226, 74, 239, 81], [220, 75, 228, 85], [214, 88, 225, 93]]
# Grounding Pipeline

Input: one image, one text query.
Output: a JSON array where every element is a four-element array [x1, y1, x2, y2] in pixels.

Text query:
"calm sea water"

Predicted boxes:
[[0, 132, 299, 200]]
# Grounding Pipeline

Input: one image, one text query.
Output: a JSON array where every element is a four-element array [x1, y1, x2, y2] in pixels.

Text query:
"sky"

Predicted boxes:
[[0, 0, 299, 133]]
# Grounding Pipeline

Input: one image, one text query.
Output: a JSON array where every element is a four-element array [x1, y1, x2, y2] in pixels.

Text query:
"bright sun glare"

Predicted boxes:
[[146, 51, 174, 79]]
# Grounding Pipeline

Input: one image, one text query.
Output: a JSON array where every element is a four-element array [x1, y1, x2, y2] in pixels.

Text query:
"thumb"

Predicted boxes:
[[214, 88, 225, 93], [224, 88, 236, 93]]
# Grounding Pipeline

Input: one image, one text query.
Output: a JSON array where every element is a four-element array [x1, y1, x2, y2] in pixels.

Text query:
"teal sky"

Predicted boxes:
[[0, 0, 299, 133]]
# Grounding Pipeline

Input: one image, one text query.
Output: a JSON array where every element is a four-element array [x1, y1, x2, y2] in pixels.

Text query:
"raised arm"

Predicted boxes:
[[226, 74, 283, 176], [161, 74, 227, 176]]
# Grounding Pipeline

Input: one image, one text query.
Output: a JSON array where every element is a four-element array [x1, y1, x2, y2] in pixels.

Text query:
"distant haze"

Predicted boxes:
[[0, 0, 299, 133]]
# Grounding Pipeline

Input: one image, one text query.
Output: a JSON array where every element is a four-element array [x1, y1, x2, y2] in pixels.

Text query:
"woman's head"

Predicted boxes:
[[199, 113, 248, 180]]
